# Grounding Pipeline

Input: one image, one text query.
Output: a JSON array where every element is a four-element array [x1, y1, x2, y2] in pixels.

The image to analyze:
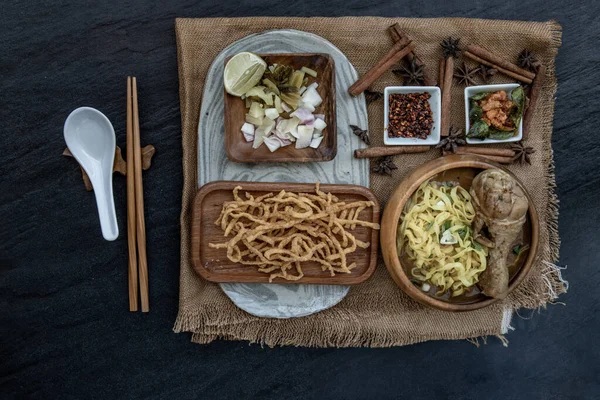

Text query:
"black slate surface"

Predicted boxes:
[[1, 1, 599, 399]]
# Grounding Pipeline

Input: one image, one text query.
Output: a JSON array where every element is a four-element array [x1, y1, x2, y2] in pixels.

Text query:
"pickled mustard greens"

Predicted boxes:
[[300, 66, 318, 77], [397, 181, 488, 297]]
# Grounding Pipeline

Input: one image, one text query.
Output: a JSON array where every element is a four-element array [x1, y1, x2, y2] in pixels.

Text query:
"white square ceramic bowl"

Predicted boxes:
[[383, 86, 441, 146], [464, 83, 523, 144]]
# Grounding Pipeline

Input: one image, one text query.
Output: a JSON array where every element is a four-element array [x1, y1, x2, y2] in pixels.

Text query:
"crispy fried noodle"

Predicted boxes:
[[398, 181, 488, 297], [209, 183, 380, 282]]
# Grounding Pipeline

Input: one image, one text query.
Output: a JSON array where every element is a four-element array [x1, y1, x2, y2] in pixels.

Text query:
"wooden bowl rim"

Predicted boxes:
[[380, 154, 540, 312]]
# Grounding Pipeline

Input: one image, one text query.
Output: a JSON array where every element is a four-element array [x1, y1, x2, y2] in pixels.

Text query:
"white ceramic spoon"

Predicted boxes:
[[64, 107, 119, 241]]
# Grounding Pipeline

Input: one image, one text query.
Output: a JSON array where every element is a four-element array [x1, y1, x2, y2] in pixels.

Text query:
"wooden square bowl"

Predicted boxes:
[[224, 53, 336, 163], [380, 154, 539, 312], [191, 181, 380, 284]]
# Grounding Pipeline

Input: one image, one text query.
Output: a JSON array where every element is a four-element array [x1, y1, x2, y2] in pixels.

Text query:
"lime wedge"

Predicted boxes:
[[224, 52, 267, 97]]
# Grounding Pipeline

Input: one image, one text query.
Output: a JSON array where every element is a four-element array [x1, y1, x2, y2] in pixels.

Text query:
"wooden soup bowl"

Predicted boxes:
[[380, 154, 539, 311]]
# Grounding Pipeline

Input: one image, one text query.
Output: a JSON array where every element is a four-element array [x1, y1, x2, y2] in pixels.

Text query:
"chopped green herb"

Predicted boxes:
[[513, 243, 530, 256], [442, 221, 452, 232], [457, 227, 469, 240], [425, 221, 434, 231], [472, 241, 484, 251]]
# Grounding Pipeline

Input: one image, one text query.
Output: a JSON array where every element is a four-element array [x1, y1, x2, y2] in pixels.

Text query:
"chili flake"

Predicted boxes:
[[388, 93, 434, 139]]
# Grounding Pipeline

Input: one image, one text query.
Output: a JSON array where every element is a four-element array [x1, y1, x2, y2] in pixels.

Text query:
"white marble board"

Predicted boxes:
[[197, 29, 369, 318]]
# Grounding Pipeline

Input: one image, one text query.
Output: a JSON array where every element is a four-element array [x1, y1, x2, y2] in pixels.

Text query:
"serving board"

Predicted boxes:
[[191, 181, 380, 284], [197, 29, 368, 318], [224, 53, 336, 163]]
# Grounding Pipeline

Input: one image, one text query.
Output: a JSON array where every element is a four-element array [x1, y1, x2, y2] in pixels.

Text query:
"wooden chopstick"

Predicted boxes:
[[126, 77, 139, 312], [131, 77, 150, 312]]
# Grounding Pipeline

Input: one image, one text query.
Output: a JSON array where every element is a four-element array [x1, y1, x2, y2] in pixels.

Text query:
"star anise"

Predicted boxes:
[[372, 156, 398, 176], [510, 141, 535, 165], [478, 64, 498, 83], [350, 125, 370, 145], [517, 49, 540, 72], [436, 126, 466, 153], [364, 89, 383, 104], [392, 57, 425, 86], [441, 37, 460, 58], [453, 62, 479, 86]]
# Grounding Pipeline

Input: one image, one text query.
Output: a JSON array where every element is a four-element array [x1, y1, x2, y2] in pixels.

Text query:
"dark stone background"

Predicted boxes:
[[1, 1, 599, 399]]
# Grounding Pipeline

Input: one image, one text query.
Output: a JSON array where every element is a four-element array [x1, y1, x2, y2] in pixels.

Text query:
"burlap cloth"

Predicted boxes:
[[173, 17, 566, 347]]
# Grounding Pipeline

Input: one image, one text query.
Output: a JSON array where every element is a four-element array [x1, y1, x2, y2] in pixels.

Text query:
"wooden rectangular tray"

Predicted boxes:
[[224, 53, 336, 163], [191, 181, 380, 284]]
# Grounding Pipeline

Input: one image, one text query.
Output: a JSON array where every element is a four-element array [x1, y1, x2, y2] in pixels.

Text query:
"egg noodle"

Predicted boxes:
[[397, 181, 488, 297]]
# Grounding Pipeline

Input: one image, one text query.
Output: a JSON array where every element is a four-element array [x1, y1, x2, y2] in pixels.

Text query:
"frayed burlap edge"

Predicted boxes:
[[497, 21, 567, 346], [503, 21, 567, 314]]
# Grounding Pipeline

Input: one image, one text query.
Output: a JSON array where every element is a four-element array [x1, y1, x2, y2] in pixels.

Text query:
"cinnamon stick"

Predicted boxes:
[[466, 45, 536, 80], [455, 146, 516, 157], [443, 148, 513, 164], [349, 42, 415, 96], [388, 23, 436, 86], [354, 146, 430, 158], [440, 57, 454, 137], [439, 58, 446, 91], [358, 37, 410, 77], [382, 35, 411, 66], [464, 51, 533, 85], [387, 24, 402, 42], [522, 64, 546, 141], [395, 36, 411, 55]]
